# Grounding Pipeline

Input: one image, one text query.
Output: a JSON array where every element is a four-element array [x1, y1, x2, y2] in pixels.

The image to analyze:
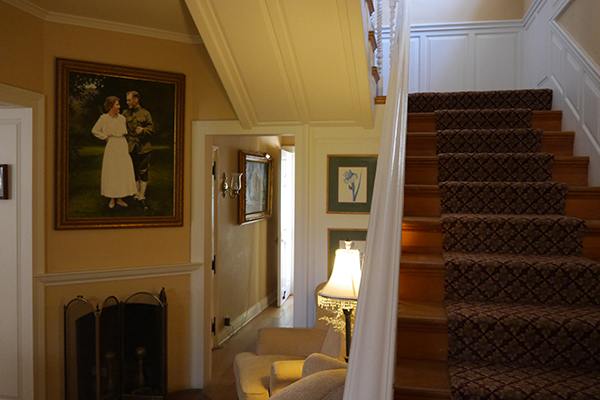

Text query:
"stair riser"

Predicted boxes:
[[399, 268, 446, 302], [405, 158, 589, 186], [447, 303, 600, 367], [407, 111, 562, 132], [407, 132, 574, 157], [404, 187, 600, 220], [402, 220, 600, 263], [397, 327, 448, 361]]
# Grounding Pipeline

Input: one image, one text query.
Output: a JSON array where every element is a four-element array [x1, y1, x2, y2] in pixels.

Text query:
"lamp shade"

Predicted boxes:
[[319, 247, 362, 302]]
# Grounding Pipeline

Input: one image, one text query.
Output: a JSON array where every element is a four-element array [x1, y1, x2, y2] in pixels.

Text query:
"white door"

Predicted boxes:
[[0, 107, 34, 400], [278, 148, 295, 306]]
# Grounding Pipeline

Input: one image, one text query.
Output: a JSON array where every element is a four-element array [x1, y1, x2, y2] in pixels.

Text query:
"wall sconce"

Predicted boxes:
[[222, 172, 243, 198]]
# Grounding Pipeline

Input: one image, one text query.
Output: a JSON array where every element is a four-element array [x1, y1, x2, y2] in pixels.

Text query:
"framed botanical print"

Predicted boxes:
[[327, 228, 368, 277], [55, 58, 185, 229], [327, 155, 377, 214], [239, 150, 273, 225]]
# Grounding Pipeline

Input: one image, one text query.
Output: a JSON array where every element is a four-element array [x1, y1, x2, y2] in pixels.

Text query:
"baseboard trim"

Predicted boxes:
[[217, 290, 277, 345]]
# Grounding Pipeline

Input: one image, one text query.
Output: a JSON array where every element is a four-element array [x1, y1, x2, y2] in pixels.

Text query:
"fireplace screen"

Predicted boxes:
[[64, 289, 167, 400]]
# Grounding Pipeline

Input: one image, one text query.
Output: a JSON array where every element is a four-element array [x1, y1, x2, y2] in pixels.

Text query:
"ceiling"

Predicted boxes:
[[8, 0, 377, 128], [6, 0, 202, 42]]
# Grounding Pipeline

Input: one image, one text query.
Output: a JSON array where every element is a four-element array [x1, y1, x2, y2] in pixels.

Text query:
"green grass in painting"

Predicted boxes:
[[68, 145, 176, 219]]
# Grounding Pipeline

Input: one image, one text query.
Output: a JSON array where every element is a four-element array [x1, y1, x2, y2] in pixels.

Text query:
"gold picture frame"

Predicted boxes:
[[238, 150, 273, 225], [55, 58, 185, 229]]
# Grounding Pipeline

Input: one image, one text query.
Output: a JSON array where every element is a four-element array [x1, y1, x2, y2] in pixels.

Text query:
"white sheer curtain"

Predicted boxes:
[[342, 0, 410, 399]]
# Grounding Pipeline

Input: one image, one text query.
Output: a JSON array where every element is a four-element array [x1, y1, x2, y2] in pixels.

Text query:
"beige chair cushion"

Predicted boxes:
[[256, 327, 327, 356], [268, 369, 347, 400], [269, 359, 305, 395], [233, 352, 305, 400]]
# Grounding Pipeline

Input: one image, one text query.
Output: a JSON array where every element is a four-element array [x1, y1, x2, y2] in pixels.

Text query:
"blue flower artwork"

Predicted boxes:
[[338, 167, 368, 203]]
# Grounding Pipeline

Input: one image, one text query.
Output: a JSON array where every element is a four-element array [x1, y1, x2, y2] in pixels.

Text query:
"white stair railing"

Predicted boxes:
[[343, 0, 410, 399]]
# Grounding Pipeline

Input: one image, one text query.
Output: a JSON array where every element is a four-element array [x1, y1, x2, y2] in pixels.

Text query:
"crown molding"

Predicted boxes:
[[3, 0, 203, 44]]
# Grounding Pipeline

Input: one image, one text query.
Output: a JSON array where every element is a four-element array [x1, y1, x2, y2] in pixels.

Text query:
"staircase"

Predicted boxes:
[[394, 89, 600, 399]]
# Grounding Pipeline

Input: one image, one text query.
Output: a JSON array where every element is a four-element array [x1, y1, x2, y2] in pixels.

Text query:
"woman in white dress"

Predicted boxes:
[[92, 96, 137, 208]]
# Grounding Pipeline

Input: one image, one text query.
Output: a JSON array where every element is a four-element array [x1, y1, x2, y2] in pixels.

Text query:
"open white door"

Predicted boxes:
[[278, 147, 295, 306], [0, 107, 34, 400]]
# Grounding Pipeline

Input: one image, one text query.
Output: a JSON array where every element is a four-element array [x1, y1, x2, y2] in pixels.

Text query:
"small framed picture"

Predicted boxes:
[[0, 164, 8, 199], [327, 155, 377, 214], [327, 229, 368, 277], [239, 150, 274, 225]]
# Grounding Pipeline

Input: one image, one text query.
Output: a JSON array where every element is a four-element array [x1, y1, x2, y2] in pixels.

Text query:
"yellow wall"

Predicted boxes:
[[523, 0, 536, 14], [557, 0, 600, 68], [410, 0, 526, 24], [0, 1, 235, 396], [212, 135, 281, 333]]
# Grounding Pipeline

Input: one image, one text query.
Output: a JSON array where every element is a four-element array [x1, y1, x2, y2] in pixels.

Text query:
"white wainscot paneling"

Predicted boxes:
[[474, 33, 519, 90], [550, 33, 565, 95], [583, 74, 600, 144], [564, 52, 582, 120], [426, 35, 469, 92], [408, 36, 420, 93], [524, 7, 550, 87]]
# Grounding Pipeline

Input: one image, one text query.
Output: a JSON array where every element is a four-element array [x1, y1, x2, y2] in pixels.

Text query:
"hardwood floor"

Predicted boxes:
[[203, 297, 295, 400]]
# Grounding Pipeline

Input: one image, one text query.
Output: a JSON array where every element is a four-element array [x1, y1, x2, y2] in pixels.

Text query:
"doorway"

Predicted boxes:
[[278, 146, 295, 306], [210, 135, 295, 350], [0, 106, 34, 400]]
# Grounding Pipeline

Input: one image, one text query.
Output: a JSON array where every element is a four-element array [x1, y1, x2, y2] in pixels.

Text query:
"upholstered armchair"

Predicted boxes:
[[233, 283, 344, 400], [268, 353, 348, 400]]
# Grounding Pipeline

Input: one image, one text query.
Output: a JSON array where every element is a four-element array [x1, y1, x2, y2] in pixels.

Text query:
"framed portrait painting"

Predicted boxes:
[[327, 229, 368, 277], [55, 58, 185, 229], [239, 150, 273, 225], [327, 155, 377, 214]]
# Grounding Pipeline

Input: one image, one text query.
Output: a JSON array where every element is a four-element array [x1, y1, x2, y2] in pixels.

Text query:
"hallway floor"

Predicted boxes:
[[203, 297, 294, 400]]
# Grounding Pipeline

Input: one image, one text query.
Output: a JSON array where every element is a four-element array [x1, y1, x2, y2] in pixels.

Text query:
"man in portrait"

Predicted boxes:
[[123, 90, 154, 212]]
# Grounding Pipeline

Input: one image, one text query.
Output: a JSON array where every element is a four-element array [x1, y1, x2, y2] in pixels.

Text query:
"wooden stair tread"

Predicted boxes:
[[401, 253, 444, 267], [407, 110, 563, 132], [398, 301, 447, 325], [406, 155, 588, 161], [406, 131, 575, 156], [404, 185, 600, 220], [394, 358, 451, 399], [404, 156, 589, 186]]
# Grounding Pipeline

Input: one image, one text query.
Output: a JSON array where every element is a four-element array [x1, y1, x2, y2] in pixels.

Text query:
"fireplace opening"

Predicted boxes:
[[64, 289, 167, 400]]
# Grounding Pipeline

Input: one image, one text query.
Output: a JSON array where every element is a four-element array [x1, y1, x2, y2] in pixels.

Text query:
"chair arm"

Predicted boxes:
[[256, 328, 327, 357], [268, 369, 347, 400], [270, 359, 305, 395], [302, 353, 348, 378]]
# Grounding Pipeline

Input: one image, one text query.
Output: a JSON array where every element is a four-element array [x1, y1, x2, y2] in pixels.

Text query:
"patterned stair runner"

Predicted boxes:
[[408, 88, 553, 113], [440, 182, 568, 215], [438, 153, 554, 182], [437, 129, 543, 153], [425, 88, 600, 399], [435, 108, 533, 130]]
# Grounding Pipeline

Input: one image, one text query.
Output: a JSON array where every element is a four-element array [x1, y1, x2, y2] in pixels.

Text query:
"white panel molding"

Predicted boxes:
[[36, 263, 201, 285], [474, 32, 519, 90], [426, 34, 470, 92], [522, 0, 600, 185], [583, 75, 600, 144], [404, 21, 523, 93], [3, 0, 202, 44]]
